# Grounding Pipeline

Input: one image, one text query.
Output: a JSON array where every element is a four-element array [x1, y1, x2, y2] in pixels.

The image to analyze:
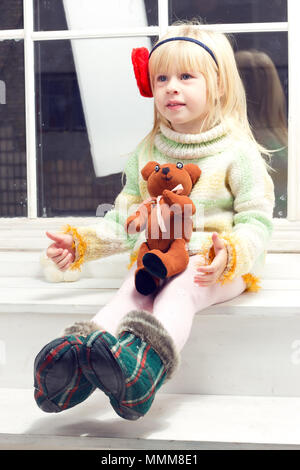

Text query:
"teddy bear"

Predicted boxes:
[[125, 161, 201, 295]]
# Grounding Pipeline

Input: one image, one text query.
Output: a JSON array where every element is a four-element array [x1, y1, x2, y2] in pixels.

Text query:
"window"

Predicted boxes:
[[0, 0, 23, 30], [34, 0, 158, 31], [169, 0, 287, 24], [233, 31, 288, 219], [0, 0, 298, 252], [0, 40, 26, 217], [35, 36, 155, 217]]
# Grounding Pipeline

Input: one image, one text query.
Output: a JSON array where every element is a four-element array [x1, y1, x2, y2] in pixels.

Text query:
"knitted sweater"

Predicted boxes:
[[63, 122, 275, 292]]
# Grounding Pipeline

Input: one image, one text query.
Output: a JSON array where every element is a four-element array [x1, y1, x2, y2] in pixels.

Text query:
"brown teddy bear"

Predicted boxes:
[[125, 161, 201, 295]]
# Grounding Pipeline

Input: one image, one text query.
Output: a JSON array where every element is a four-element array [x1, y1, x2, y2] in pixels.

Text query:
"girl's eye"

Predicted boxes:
[[181, 73, 192, 80], [157, 75, 167, 82]]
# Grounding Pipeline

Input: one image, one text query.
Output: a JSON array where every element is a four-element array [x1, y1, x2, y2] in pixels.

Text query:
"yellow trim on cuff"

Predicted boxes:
[[218, 232, 237, 285], [62, 224, 87, 271], [127, 249, 139, 270], [242, 273, 261, 292]]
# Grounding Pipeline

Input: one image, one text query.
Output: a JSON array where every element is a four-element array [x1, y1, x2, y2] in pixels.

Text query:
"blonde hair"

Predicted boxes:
[[140, 21, 274, 171]]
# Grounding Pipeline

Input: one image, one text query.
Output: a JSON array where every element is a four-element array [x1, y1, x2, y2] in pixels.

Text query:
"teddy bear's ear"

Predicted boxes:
[[141, 161, 159, 181], [183, 164, 202, 185]]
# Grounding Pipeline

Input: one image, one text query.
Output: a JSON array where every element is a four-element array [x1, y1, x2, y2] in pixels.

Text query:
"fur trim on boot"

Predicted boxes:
[[116, 310, 180, 380], [62, 321, 102, 337]]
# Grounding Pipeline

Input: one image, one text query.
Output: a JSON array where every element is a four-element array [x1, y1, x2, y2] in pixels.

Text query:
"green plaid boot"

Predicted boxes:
[[79, 311, 180, 420]]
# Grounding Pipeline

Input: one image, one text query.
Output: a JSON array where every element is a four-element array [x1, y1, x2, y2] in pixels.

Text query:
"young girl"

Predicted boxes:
[[34, 23, 275, 420]]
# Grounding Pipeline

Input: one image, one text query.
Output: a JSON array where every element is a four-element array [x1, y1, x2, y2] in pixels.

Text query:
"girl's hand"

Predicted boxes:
[[46, 231, 75, 271], [194, 233, 228, 287]]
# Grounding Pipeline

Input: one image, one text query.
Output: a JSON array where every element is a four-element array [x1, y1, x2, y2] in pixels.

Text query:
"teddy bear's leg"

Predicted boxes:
[[142, 239, 189, 279], [136, 242, 150, 269], [134, 242, 160, 296]]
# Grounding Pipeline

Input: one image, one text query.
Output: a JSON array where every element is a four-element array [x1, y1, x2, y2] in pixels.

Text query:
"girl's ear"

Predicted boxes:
[[141, 161, 159, 181]]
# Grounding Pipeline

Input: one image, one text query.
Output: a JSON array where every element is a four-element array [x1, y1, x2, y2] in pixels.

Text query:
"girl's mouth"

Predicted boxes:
[[167, 103, 185, 110]]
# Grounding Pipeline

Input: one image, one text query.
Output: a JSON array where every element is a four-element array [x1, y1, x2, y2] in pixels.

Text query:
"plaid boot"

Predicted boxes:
[[33, 321, 100, 413], [79, 310, 180, 420]]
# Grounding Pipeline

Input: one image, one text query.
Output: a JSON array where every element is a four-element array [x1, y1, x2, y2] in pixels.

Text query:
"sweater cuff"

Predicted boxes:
[[62, 224, 87, 271], [62, 221, 137, 270]]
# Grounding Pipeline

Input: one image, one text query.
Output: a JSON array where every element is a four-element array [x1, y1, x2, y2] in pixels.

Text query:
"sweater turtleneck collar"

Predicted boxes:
[[154, 122, 232, 159]]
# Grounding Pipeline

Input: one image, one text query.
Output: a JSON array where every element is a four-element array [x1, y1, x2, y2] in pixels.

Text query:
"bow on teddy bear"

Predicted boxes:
[[125, 161, 201, 295]]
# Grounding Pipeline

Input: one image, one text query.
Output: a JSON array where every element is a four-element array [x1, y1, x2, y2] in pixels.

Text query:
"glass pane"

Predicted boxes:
[[0, 0, 23, 30], [34, 0, 158, 31], [35, 36, 156, 217], [169, 0, 287, 24], [233, 32, 288, 218], [0, 40, 27, 217]]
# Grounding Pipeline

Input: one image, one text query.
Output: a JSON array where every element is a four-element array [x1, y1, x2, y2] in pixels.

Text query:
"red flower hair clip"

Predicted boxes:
[[131, 47, 153, 98]]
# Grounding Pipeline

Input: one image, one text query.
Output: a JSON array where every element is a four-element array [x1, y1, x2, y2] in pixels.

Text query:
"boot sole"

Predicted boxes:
[[34, 337, 95, 413], [80, 333, 143, 421]]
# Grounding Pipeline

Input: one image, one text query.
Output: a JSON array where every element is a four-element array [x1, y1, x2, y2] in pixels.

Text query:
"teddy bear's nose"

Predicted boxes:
[[162, 167, 170, 175]]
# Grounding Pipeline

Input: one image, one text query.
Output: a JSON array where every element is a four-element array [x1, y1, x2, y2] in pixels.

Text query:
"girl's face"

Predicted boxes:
[[152, 67, 208, 134]]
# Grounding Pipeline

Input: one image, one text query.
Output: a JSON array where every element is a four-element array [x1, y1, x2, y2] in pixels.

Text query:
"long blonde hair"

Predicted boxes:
[[140, 21, 274, 171]]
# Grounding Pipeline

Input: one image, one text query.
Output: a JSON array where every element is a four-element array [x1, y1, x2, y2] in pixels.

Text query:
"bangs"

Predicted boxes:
[[149, 40, 211, 79]]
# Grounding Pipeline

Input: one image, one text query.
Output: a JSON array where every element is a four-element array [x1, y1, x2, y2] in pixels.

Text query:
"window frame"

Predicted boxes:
[[0, 0, 298, 252]]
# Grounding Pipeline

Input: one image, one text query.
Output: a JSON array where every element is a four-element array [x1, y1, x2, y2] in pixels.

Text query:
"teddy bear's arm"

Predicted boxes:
[[125, 201, 152, 234], [162, 190, 196, 216]]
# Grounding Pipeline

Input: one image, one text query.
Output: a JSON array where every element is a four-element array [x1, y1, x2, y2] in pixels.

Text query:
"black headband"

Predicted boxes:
[[148, 36, 218, 67]]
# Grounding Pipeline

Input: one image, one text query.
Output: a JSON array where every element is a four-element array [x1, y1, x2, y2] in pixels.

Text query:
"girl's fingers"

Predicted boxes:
[[194, 273, 216, 286], [194, 280, 211, 287], [47, 246, 64, 258], [46, 231, 65, 243], [52, 249, 66, 261], [195, 273, 214, 281], [197, 266, 215, 273], [53, 250, 69, 265], [59, 256, 72, 271], [194, 276, 211, 282], [57, 253, 72, 270]]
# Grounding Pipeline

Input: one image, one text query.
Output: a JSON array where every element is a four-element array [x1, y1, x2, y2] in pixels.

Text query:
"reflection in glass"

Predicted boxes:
[[233, 32, 288, 218], [169, 0, 287, 25], [0, 0, 23, 30], [34, 0, 158, 31], [0, 41, 26, 217], [35, 37, 155, 217]]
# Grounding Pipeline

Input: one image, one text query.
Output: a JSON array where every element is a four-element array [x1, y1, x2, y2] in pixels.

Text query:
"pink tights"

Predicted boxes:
[[91, 254, 247, 352]]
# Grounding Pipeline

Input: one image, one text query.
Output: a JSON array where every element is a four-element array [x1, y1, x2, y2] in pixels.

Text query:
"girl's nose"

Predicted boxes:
[[166, 77, 179, 94]]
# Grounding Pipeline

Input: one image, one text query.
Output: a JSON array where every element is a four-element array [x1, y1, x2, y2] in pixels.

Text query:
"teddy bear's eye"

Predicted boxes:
[[154, 165, 160, 172], [176, 162, 183, 169]]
